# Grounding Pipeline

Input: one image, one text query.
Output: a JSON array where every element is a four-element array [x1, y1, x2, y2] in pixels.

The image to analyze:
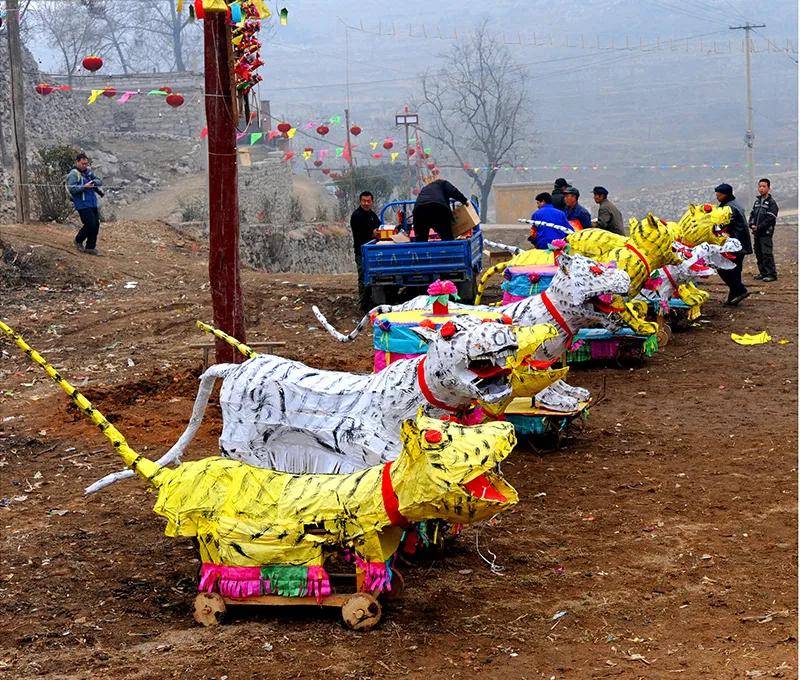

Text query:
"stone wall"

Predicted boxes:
[[43, 72, 205, 140], [238, 153, 293, 225]]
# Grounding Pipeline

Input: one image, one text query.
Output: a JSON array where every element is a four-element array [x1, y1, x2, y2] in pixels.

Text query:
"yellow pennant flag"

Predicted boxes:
[[287, 127, 297, 138], [177, 0, 184, 12], [370, 141, 378, 150], [390, 152, 399, 162], [302, 150, 312, 160], [87, 89, 105, 104]]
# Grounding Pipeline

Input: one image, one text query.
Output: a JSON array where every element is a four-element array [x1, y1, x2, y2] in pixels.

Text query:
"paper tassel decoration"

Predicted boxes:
[[279, 7, 288, 24], [193, 0, 205, 17], [230, 2, 242, 22]]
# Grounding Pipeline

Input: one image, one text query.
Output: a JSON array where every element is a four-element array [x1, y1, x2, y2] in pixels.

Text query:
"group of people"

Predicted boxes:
[[349, 173, 781, 312]]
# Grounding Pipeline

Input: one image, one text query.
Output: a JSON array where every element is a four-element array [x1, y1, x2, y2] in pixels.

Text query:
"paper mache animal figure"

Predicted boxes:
[[87, 314, 537, 493], [0, 321, 518, 607], [638, 239, 741, 310], [314, 252, 632, 413]]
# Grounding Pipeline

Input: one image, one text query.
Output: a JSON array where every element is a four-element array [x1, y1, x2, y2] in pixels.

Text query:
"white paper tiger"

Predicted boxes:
[[86, 315, 523, 491], [313, 252, 632, 412]]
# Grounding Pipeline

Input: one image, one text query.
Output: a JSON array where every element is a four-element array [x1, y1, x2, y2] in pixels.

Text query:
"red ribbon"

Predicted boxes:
[[417, 358, 460, 413], [540, 291, 573, 340], [381, 462, 410, 528], [663, 266, 679, 295], [625, 243, 651, 272]]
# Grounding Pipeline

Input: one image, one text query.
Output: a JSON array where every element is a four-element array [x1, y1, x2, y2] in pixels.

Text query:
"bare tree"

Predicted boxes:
[[135, 0, 201, 72], [83, 0, 135, 74], [419, 20, 532, 221], [30, 1, 106, 84]]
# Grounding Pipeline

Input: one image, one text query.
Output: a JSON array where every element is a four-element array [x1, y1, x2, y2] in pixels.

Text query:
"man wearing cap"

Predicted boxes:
[[551, 178, 569, 212], [748, 178, 779, 282], [563, 186, 592, 230], [714, 182, 752, 306], [528, 192, 574, 249], [592, 186, 626, 235]]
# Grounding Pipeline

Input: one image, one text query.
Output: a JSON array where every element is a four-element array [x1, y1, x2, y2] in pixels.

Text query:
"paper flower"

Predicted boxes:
[[439, 321, 456, 339], [427, 280, 457, 296], [527, 272, 540, 283], [547, 239, 569, 253]]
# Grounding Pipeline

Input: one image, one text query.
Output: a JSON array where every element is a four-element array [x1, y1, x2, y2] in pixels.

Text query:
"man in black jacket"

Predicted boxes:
[[412, 178, 468, 242], [350, 191, 381, 311], [551, 177, 569, 212], [749, 178, 779, 282], [714, 183, 752, 306]]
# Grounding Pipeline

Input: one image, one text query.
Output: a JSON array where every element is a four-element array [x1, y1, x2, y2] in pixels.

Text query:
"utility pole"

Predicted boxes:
[[343, 107, 356, 208], [204, 6, 246, 363], [5, 0, 31, 223], [395, 106, 419, 198], [730, 22, 765, 192]]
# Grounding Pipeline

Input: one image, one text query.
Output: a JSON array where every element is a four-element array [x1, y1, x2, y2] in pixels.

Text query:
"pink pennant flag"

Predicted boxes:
[[199, 127, 208, 139], [236, 131, 246, 140], [117, 91, 137, 104], [305, 121, 315, 130], [267, 129, 282, 140]]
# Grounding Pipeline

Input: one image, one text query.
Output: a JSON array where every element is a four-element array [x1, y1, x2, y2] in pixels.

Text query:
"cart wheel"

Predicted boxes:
[[384, 567, 405, 601], [193, 592, 226, 627], [341, 593, 382, 631]]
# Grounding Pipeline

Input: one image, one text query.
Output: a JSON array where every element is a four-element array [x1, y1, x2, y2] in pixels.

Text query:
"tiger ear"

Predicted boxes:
[[410, 325, 438, 344]]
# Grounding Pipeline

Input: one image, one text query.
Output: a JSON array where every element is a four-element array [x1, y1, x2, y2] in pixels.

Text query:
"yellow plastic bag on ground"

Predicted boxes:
[[730, 331, 772, 345]]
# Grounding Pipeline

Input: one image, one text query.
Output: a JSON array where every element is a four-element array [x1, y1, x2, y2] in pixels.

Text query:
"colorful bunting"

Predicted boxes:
[[87, 89, 105, 104], [250, 132, 263, 144]]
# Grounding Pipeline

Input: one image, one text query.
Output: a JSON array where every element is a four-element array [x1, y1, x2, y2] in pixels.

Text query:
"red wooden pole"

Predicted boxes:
[[203, 9, 246, 363]]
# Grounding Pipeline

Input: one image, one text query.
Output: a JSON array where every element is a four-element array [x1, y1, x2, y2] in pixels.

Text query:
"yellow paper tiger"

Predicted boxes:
[[0, 320, 518, 600]]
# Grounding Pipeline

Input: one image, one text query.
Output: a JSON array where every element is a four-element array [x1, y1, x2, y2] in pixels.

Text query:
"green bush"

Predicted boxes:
[[179, 195, 208, 222], [30, 144, 79, 223]]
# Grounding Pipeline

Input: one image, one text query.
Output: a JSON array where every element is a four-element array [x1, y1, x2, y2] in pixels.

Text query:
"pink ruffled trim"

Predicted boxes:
[[373, 351, 422, 372], [198, 564, 332, 603], [355, 557, 393, 594]]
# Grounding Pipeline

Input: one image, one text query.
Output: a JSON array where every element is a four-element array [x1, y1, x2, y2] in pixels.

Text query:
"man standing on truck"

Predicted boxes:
[[412, 178, 469, 242], [350, 191, 381, 311]]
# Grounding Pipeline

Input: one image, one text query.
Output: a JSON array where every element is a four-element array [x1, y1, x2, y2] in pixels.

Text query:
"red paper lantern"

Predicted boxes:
[[303, 146, 314, 153], [313, 160, 323, 167], [316, 124, 329, 136], [407, 148, 415, 157], [349, 125, 362, 136], [382, 140, 393, 150], [321, 168, 330, 175], [277, 122, 292, 133], [165, 93, 184, 108], [82, 55, 103, 72], [159, 86, 173, 94], [35, 83, 54, 96], [102, 87, 117, 98]]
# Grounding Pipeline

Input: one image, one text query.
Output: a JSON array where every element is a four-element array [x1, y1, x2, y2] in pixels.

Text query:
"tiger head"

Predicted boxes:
[[668, 203, 733, 247], [391, 411, 518, 524]]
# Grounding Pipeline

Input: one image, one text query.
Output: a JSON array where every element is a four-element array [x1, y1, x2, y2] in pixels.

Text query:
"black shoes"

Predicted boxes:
[[761, 276, 777, 282], [724, 291, 751, 306], [74, 240, 85, 252], [752, 273, 763, 280]]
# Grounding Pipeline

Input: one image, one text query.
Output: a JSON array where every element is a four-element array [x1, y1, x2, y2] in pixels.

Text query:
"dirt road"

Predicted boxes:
[[0, 219, 796, 679]]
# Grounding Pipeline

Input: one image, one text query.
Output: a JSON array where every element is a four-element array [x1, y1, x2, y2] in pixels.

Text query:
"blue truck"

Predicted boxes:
[[360, 199, 484, 306]]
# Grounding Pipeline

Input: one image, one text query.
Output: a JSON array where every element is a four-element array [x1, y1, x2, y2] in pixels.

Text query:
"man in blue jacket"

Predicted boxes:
[[68, 153, 104, 255], [528, 192, 574, 249], [563, 186, 592, 230]]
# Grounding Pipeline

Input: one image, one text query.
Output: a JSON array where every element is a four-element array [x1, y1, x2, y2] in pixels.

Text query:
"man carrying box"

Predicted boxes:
[[412, 178, 469, 242]]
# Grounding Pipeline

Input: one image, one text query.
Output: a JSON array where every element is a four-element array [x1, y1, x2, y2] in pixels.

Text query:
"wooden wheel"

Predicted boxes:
[[341, 593, 382, 631], [193, 592, 226, 627], [656, 322, 672, 348], [384, 567, 405, 601]]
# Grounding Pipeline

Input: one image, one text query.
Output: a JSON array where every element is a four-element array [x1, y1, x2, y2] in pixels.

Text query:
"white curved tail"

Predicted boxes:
[[84, 363, 235, 494], [312, 304, 391, 342], [484, 238, 522, 255]]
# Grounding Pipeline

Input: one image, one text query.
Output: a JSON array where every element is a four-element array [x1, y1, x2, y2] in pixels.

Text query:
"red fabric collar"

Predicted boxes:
[[381, 461, 410, 528], [417, 358, 460, 413], [663, 266, 679, 295], [540, 290, 573, 340], [625, 243, 651, 272]]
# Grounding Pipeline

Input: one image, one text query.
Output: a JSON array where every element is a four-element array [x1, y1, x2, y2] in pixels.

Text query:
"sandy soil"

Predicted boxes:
[[0, 219, 796, 679]]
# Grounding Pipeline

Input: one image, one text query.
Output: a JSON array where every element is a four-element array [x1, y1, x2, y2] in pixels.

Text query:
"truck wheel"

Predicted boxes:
[[456, 276, 478, 305], [368, 286, 386, 306]]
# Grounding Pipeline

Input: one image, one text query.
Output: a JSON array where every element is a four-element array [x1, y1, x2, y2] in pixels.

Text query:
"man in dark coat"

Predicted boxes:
[[412, 178, 468, 242], [714, 182, 752, 306], [749, 178, 779, 281], [592, 186, 626, 235], [349, 191, 381, 311], [563, 186, 592, 230], [551, 177, 569, 212]]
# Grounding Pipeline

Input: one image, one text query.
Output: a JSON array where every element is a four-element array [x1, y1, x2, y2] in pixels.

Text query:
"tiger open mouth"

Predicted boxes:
[[467, 346, 516, 400], [590, 293, 625, 314], [462, 469, 511, 503], [712, 224, 729, 237]]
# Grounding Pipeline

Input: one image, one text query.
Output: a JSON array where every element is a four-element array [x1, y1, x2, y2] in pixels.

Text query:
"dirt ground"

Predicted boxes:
[[0, 219, 796, 679]]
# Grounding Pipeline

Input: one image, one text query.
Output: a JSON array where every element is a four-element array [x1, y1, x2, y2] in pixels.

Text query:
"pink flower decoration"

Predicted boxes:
[[427, 279, 457, 296], [550, 238, 568, 250]]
